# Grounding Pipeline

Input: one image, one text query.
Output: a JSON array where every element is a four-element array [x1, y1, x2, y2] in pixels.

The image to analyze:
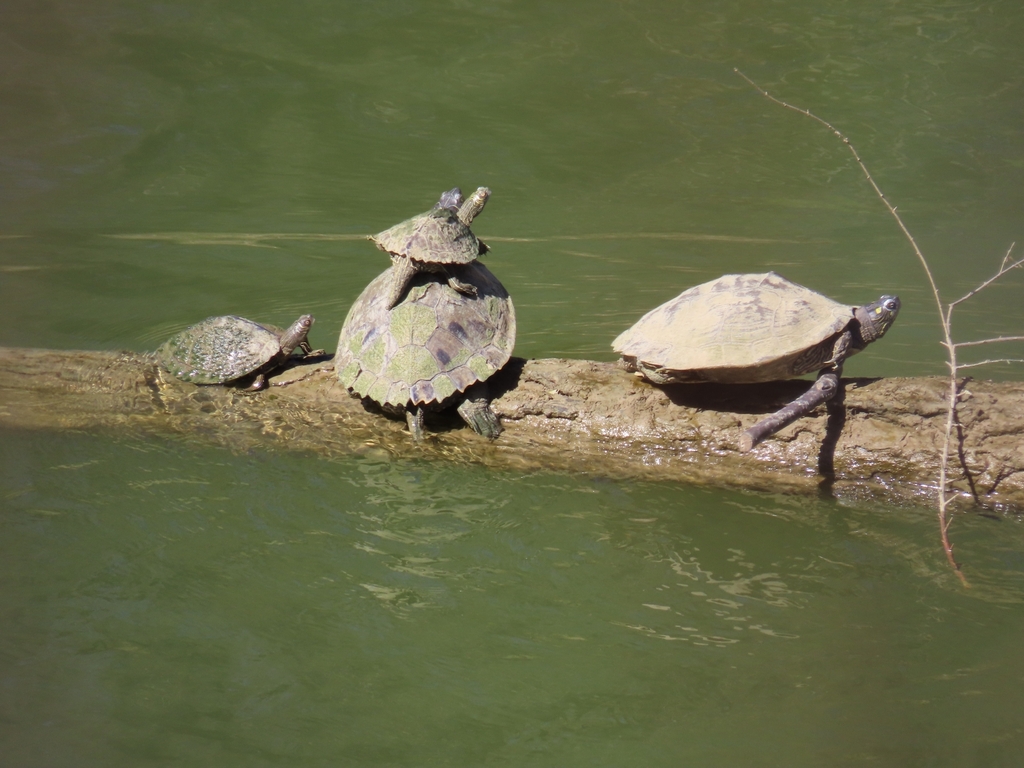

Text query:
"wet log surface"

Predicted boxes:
[[1, 346, 1022, 510]]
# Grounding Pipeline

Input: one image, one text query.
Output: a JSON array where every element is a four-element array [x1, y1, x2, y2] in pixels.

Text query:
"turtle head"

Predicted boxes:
[[854, 295, 901, 343], [457, 187, 491, 225], [434, 188, 464, 213], [279, 314, 315, 354]]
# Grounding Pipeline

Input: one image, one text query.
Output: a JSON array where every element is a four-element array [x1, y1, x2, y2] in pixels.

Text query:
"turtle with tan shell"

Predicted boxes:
[[613, 272, 900, 449], [370, 186, 491, 309]]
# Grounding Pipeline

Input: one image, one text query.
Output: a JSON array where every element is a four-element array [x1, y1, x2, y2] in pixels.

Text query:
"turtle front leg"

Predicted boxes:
[[248, 373, 267, 391], [295, 341, 327, 357], [824, 330, 852, 370], [739, 370, 840, 452], [405, 406, 427, 441], [443, 267, 478, 298], [456, 383, 502, 438], [385, 257, 421, 309]]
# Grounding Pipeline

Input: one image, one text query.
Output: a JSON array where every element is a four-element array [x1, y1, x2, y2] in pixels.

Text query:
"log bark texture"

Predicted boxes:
[[1, 346, 1022, 510]]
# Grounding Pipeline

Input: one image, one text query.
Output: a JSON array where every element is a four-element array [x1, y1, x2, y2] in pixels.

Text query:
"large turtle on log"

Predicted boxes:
[[157, 314, 317, 390], [336, 262, 516, 440], [612, 272, 900, 450], [370, 186, 491, 309]]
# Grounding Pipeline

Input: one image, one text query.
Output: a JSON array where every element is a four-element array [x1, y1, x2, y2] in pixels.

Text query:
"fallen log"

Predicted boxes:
[[1, 346, 1022, 509]]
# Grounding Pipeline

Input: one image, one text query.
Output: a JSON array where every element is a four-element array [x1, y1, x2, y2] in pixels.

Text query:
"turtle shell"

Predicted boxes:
[[336, 262, 516, 408], [370, 206, 484, 266], [158, 315, 286, 384], [612, 272, 856, 384]]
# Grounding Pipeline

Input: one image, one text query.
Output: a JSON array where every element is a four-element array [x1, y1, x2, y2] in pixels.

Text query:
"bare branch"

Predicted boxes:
[[733, 69, 949, 339], [949, 251, 1024, 309], [957, 359, 1024, 370], [731, 69, 1024, 588], [734, 69, 972, 587], [1001, 242, 1018, 272], [955, 336, 1024, 348]]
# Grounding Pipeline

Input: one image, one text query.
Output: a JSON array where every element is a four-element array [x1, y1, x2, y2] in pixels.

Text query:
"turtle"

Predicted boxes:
[[336, 261, 516, 440], [613, 272, 900, 384], [157, 314, 317, 390], [370, 186, 491, 310], [612, 272, 900, 449]]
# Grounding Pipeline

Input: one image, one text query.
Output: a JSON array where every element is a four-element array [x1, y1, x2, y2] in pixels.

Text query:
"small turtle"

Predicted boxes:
[[371, 186, 491, 309], [158, 314, 317, 390], [336, 262, 515, 440], [612, 272, 900, 448]]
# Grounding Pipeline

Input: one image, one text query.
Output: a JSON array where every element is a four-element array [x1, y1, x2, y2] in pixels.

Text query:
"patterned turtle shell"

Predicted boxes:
[[336, 262, 515, 408], [158, 314, 313, 385], [369, 198, 485, 266]]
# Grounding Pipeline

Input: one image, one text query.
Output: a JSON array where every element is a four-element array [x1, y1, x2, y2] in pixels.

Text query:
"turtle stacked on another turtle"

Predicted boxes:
[[371, 186, 491, 309], [338, 187, 515, 440], [158, 314, 318, 390]]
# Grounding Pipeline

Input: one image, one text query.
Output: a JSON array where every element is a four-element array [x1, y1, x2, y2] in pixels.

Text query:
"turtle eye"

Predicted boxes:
[[883, 298, 899, 312]]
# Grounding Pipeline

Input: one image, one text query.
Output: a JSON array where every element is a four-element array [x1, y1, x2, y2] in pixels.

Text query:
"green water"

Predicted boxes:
[[2, 0, 1023, 764]]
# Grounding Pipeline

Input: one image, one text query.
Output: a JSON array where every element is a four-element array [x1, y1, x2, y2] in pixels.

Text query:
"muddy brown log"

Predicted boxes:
[[1, 346, 1022, 510]]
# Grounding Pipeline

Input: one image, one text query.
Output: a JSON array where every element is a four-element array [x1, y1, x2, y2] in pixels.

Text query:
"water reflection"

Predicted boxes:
[[3, 430, 1024, 763]]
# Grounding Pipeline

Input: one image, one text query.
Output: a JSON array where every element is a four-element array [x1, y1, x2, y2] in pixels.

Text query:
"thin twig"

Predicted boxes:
[[957, 359, 1024, 370], [955, 336, 1024, 348], [1001, 242, 1018, 272], [734, 68, 970, 585], [949, 247, 1022, 309], [732, 70, 949, 329], [737, 70, 1023, 588]]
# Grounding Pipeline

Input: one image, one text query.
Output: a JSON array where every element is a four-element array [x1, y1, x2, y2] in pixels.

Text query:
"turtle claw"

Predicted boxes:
[[295, 339, 326, 358], [457, 399, 502, 438], [457, 385, 502, 438], [447, 275, 478, 297], [406, 407, 427, 442]]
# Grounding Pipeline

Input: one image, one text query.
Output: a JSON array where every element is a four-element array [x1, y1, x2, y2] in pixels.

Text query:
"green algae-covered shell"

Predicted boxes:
[[336, 262, 516, 408], [612, 272, 855, 384], [157, 315, 286, 384], [370, 206, 483, 265]]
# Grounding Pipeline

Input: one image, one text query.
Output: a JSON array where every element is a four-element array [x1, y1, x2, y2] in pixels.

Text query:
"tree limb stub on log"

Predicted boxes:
[[1, 346, 1022, 510]]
